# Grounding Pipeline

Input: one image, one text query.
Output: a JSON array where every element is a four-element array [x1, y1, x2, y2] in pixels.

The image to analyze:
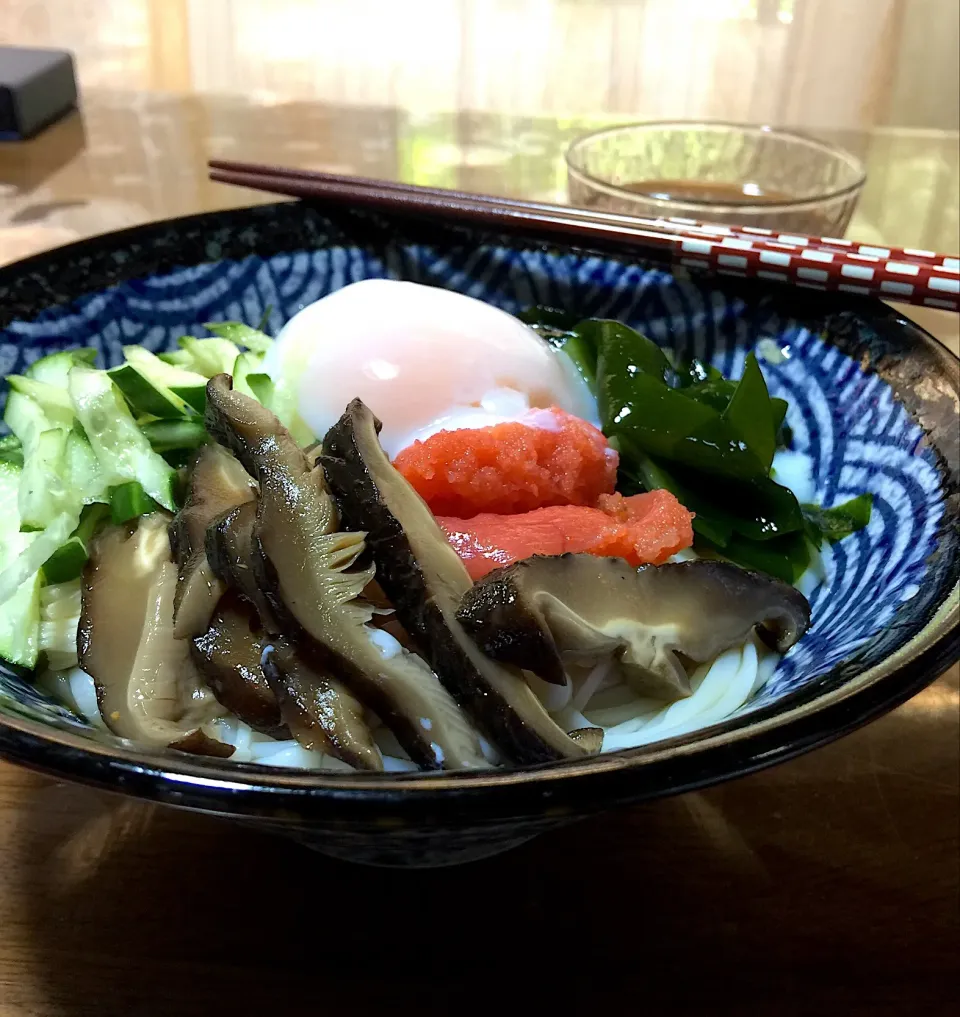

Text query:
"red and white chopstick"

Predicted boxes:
[[641, 216, 960, 311], [207, 161, 960, 313]]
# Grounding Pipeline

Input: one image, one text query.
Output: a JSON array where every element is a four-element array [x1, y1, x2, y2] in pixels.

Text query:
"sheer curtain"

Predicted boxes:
[[178, 0, 952, 131], [0, 0, 956, 129]]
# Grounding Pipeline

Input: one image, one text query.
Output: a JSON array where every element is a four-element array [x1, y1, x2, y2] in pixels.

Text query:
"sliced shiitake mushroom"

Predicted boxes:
[[169, 729, 236, 758], [205, 374, 486, 771], [260, 636, 383, 772], [205, 499, 278, 630], [203, 505, 382, 771], [320, 399, 595, 766], [170, 444, 255, 639], [190, 594, 288, 738], [457, 554, 812, 699], [79, 512, 229, 750]]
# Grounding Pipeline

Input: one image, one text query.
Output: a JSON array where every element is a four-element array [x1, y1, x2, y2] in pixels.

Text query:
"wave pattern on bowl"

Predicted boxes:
[[0, 241, 948, 739]]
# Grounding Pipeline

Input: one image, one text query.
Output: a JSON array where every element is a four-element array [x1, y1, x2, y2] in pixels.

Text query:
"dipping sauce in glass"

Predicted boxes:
[[621, 179, 792, 205], [566, 122, 866, 234]]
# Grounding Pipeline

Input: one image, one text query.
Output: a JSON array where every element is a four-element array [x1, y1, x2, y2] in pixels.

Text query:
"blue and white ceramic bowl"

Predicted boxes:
[[0, 202, 957, 867]]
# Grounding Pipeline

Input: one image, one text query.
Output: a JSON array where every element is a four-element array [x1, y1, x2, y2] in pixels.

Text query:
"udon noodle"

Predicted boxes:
[[38, 448, 824, 770]]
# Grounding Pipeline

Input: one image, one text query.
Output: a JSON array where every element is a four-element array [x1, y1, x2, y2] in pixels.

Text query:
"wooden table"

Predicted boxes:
[[0, 94, 958, 1017]]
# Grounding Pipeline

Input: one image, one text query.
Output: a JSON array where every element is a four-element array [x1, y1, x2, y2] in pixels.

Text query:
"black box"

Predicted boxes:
[[0, 46, 78, 140]]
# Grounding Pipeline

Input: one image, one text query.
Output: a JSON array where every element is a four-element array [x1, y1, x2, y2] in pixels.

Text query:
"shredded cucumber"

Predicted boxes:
[[109, 481, 159, 524], [0, 532, 42, 666], [120, 345, 207, 413], [177, 336, 240, 378], [0, 436, 23, 468], [267, 376, 315, 447], [109, 362, 197, 419], [26, 348, 97, 388], [204, 321, 273, 354], [6, 376, 75, 420], [39, 578, 81, 670], [232, 351, 265, 398], [40, 537, 89, 585], [140, 418, 208, 453], [0, 325, 280, 639], [68, 366, 177, 511], [17, 428, 76, 531], [157, 350, 193, 367], [0, 463, 45, 663], [3, 390, 56, 455], [0, 462, 22, 541], [65, 427, 108, 505], [42, 504, 110, 584], [0, 512, 76, 607]]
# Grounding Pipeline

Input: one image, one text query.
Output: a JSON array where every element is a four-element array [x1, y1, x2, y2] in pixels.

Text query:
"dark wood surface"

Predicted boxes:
[[1, 663, 956, 1016]]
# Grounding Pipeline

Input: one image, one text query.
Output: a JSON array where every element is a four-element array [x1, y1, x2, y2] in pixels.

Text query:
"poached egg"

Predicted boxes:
[[265, 279, 597, 457]]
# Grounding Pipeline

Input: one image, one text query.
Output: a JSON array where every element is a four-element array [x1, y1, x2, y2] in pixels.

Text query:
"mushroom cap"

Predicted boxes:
[[321, 398, 597, 765], [457, 554, 811, 700], [170, 444, 256, 640], [191, 594, 289, 739], [260, 636, 383, 772], [205, 376, 487, 771], [79, 513, 229, 749]]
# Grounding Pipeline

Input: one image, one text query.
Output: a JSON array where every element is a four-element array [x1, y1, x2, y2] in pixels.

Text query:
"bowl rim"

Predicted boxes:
[[0, 203, 955, 823], [1, 594, 955, 820], [564, 120, 868, 212]]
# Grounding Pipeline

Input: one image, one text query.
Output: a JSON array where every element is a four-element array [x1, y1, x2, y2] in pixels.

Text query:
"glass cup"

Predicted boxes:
[[565, 121, 866, 236]]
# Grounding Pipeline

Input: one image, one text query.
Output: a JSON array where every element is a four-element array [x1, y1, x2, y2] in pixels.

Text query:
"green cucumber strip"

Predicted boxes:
[[0, 512, 76, 607], [204, 321, 273, 353], [122, 347, 209, 412], [266, 375, 315, 447], [177, 336, 241, 378], [247, 373, 275, 407], [3, 391, 53, 454], [0, 436, 23, 468], [169, 385, 207, 414], [75, 502, 110, 544], [232, 351, 266, 399], [42, 503, 110, 583], [140, 418, 208, 453], [6, 376, 74, 426], [0, 461, 23, 540], [40, 537, 89, 585], [64, 427, 108, 505], [26, 348, 97, 388], [109, 481, 159, 524], [158, 350, 193, 367], [160, 448, 196, 470], [18, 428, 78, 531], [68, 365, 177, 511], [0, 531, 41, 667], [122, 345, 208, 399], [108, 363, 196, 420]]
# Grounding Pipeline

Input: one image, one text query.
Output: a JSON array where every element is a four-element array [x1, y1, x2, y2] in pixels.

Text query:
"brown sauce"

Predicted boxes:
[[622, 179, 792, 204]]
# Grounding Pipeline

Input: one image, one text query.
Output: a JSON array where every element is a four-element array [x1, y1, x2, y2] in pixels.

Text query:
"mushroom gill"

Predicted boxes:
[[456, 554, 812, 699], [320, 398, 596, 765], [204, 374, 486, 771]]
